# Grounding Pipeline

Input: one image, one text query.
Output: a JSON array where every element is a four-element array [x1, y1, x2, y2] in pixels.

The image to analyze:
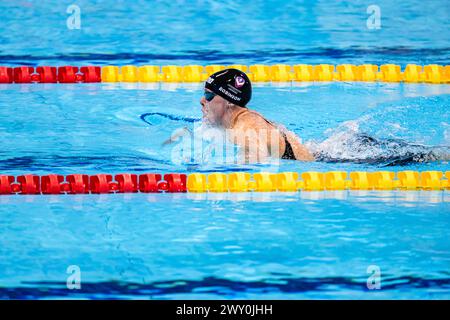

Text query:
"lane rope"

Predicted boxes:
[[0, 64, 449, 84], [0, 171, 449, 195]]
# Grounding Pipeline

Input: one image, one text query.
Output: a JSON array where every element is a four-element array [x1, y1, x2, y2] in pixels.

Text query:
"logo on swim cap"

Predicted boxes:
[[235, 76, 245, 88]]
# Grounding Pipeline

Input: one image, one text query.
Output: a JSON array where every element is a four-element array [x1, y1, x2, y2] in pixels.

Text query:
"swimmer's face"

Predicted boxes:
[[200, 89, 228, 126]]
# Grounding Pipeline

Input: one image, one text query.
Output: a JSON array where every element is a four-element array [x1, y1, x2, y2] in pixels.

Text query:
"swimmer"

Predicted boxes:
[[200, 68, 314, 162], [159, 68, 447, 165]]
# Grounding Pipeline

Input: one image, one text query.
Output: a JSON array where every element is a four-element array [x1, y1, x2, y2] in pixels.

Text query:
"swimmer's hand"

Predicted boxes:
[[162, 127, 192, 146]]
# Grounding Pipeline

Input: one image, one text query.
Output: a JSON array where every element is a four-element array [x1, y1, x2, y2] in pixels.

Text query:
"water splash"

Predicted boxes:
[[306, 120, 449, 166], [140, 111, 449, 167]]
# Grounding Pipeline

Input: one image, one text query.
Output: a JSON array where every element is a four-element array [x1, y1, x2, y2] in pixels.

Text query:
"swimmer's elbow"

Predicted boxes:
[[294, 144, 315, 161]]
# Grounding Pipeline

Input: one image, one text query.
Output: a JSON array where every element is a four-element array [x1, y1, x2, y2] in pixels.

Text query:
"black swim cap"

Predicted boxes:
[[205, 68, 252, 107]]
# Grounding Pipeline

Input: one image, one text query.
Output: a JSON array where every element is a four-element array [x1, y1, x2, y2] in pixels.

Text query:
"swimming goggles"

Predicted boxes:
[[204, 91, 217, 102]]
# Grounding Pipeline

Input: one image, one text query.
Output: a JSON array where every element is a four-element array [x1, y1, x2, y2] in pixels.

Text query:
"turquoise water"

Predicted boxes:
[[0, 0, 449, 65], [0, 191, 449, 299], [0, 0, 449, 299]]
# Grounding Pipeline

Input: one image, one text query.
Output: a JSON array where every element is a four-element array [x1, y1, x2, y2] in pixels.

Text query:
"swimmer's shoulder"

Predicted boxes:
[[233, 109, 273, 130]]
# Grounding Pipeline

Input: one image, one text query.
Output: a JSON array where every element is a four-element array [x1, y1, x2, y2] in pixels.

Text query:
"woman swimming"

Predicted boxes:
[[156, 68, 448, 165], [200, 68, 314, 161]]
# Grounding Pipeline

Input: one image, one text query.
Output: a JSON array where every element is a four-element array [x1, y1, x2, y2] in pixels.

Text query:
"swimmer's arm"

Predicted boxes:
[[162, 126, 191, 146], [284, 130, 315, 161]]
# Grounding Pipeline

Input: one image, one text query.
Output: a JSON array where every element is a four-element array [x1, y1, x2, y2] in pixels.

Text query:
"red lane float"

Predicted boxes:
[[0, 67, 14, 83], [41, 174, 64, 194], [58, 66, 78, 83], [139, 174, 162, 193], [116, 174, 138, 193], [79, 66, 101, 82], [66, 174, 89, 194], [13, 66, 34, 83], [17, 174, 40, 194], [165, 173, 187, 192], [0, 175, 15, 194], [90, 174, 113, 194], [36, 66, 57, 83]]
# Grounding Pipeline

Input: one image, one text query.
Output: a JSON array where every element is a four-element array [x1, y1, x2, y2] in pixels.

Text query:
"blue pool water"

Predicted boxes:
[[0, 0, 449, 66], [0, 0, 449, 299]]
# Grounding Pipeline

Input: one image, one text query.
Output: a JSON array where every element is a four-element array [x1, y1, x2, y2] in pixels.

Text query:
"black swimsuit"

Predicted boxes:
[[280, 133, 296, 160], [233, 110, 297, 160]]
